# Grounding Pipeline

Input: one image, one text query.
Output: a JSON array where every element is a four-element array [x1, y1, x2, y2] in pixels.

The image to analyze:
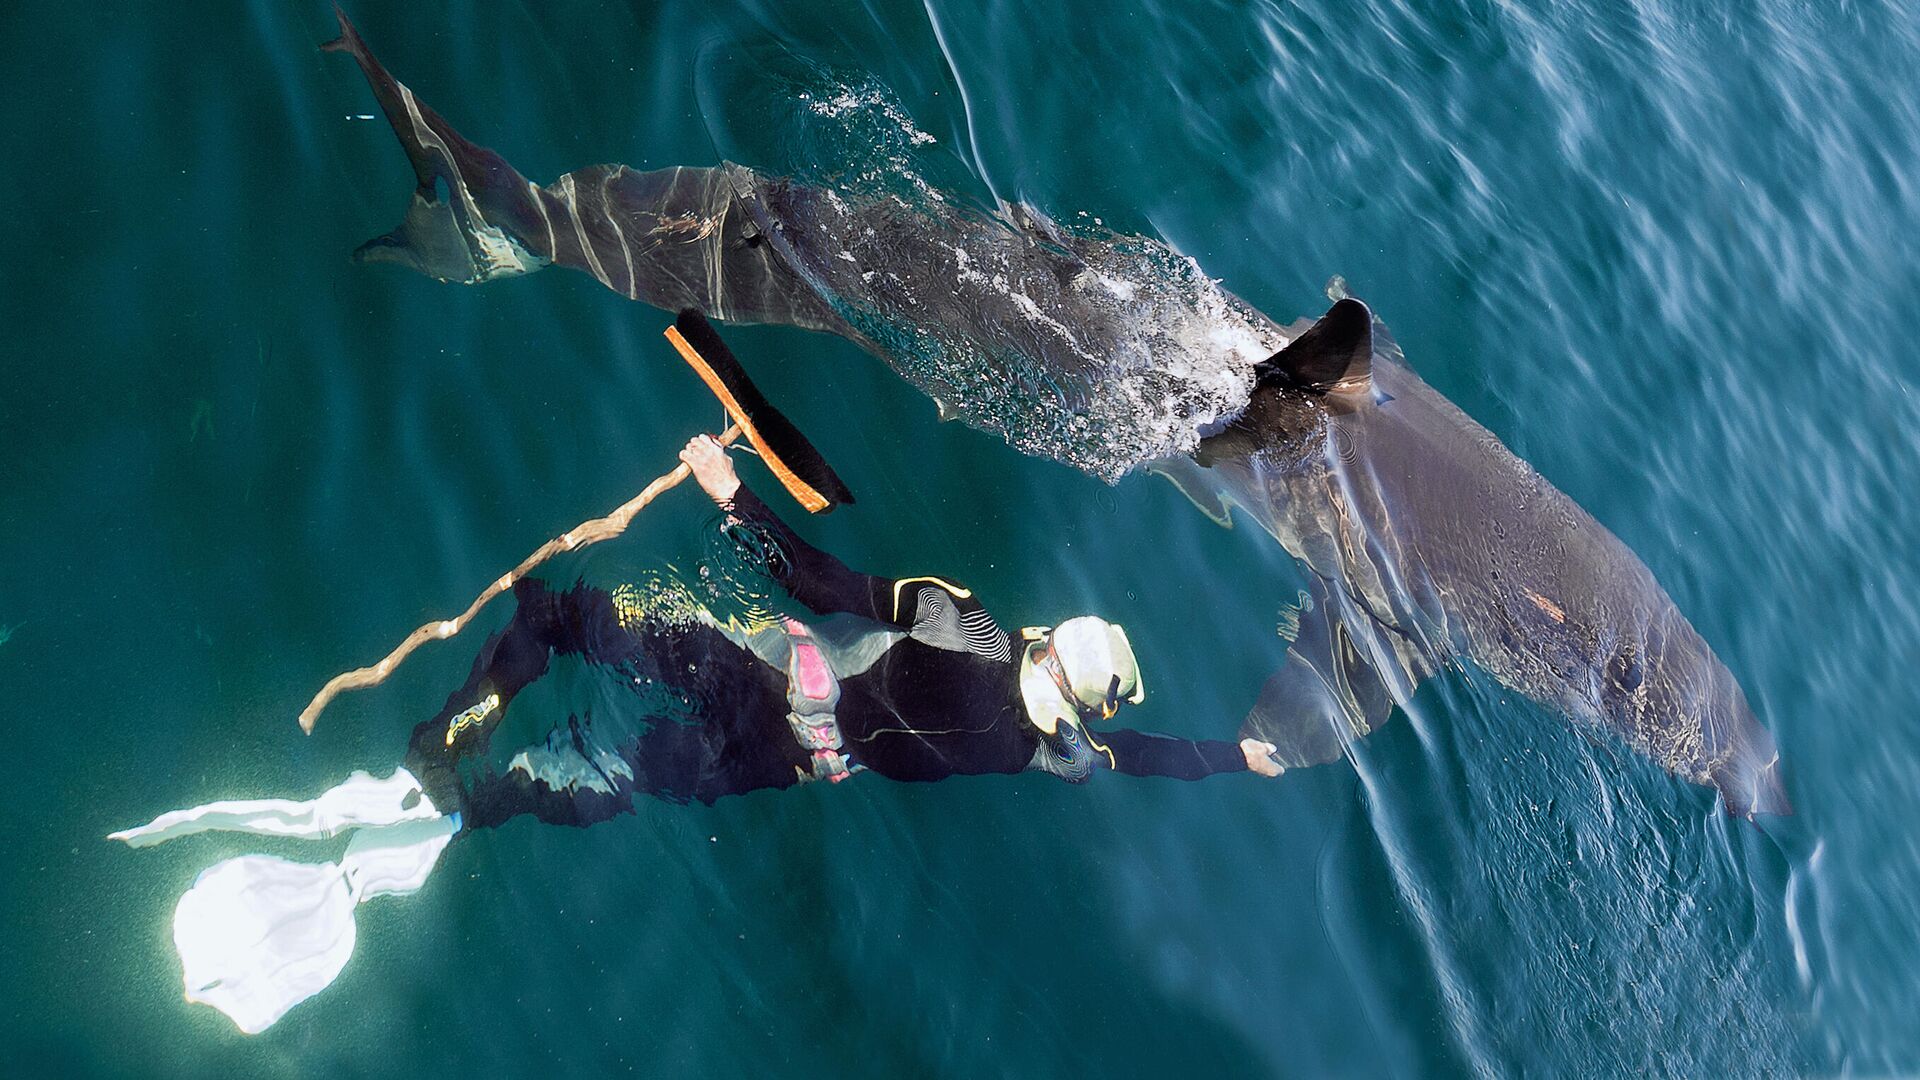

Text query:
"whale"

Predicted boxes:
[[1163, 299, 1787, 817], [321, 10, 1787, 816]]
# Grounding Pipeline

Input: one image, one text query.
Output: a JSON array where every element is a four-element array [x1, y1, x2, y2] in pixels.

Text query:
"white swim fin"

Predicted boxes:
[[108, 767, 442, 847], [168, 812, 457, 1034], [114, 768, 459, 1034]]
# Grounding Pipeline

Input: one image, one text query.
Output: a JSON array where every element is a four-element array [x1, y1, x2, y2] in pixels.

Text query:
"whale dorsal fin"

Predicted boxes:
[[1255, 298, 1373, 393]]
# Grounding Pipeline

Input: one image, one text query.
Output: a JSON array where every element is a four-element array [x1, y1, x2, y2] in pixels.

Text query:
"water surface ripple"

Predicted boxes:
[[1, 0, 1916, 1075]]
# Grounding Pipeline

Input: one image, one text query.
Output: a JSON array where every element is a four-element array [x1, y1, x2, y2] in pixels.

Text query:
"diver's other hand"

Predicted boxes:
[[680, 434, 740, 503], [1240, 738, 1283, 777]]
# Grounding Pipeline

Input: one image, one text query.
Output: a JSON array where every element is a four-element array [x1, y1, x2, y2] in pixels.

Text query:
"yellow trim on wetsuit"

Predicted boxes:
[[891, 576, 973, 622], [1084, 725, 1118, 771], [445, 692, 500, 747]]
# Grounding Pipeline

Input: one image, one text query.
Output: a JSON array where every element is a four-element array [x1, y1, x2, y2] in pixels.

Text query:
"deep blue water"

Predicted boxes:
[[3, 1, 1918, 1076]]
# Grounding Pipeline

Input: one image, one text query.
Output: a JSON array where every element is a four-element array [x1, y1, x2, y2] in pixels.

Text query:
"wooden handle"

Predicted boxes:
[[665, 324, 830, 512], [298, 423, 742, 733]]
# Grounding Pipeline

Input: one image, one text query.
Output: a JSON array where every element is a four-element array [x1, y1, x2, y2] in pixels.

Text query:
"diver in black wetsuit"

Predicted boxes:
[[406, 434, 1285, 831], [109, 433, 1284, 1033]]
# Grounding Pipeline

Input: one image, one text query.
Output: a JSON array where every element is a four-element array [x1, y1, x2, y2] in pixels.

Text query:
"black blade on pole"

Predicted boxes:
[[664, 309, 855, 513]]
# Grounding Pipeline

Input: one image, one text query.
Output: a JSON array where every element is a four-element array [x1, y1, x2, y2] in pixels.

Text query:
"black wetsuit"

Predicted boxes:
[[407, 482, 1248, 829]]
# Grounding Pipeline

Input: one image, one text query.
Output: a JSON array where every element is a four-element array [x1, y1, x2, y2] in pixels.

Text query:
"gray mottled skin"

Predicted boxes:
[[1164, 311, 1786, 816], [325, 11, 1786, 816]]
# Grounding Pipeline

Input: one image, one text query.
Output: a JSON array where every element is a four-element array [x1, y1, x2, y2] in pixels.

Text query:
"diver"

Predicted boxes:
[[112, 433, 1281, 1034], [414, 433, 1284, 830]]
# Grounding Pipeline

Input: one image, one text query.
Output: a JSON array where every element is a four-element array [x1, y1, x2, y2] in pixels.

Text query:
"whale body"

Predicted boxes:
[[324, 10, 1787, 816]]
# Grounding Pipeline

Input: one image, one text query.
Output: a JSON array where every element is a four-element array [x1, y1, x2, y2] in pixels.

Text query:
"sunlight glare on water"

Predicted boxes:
[[1, 0, 1917, 1075]]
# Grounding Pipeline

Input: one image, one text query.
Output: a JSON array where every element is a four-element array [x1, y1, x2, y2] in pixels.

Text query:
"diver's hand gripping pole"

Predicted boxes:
[[299, 309, 854, 735], [297, 423, 740, 733]]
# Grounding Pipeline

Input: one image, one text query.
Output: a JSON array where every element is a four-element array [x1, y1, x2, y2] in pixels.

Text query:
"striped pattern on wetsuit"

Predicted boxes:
[[904, 583, 1013, 662], [723, 487, 1014, 662]]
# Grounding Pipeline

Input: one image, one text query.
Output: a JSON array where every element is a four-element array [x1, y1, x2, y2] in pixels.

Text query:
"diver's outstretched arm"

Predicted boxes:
[[722, 482, 895, 620], [1099, 729, 1282, 779]]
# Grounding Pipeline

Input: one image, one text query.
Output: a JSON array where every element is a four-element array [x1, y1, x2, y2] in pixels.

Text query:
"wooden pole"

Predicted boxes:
[[297, 423, 741, 733]]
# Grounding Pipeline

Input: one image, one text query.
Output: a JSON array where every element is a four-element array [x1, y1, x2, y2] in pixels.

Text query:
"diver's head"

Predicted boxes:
[[1017, 616, 1145, 734]]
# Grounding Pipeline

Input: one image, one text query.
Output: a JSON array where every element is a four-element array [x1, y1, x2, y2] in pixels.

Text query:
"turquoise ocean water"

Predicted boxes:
[[3, 1, 1918, 1075]]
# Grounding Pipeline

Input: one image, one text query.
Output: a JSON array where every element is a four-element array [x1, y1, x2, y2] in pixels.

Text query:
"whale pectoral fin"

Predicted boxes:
[[1255, 297, 1374, 394], [1239, 581, 1400, 769], [1146, 457, 1234, 528]]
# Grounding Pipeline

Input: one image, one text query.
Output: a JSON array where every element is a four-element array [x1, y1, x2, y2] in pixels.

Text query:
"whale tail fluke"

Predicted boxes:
[[323, 7, 552, 284], [324, 9, 861, 329]]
